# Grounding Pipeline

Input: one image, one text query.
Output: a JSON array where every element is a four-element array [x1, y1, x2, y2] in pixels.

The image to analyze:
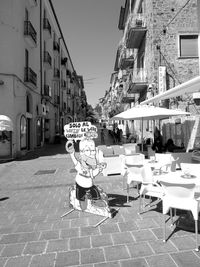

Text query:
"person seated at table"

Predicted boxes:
[[164, 138, 182, 152], [152, 134, 164, 153]]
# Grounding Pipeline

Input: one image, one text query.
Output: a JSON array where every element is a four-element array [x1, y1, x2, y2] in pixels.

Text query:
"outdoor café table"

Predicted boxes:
[[152, 169, 200, 231], [153, 169, 200, 191]]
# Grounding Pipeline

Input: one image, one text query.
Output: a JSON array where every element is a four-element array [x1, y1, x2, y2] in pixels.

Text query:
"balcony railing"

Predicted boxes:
[[126, 13, 147, 49], [53, 68, 60, 79], [132, 68, 147, 83], [24, 21, 37, 45], [119, 49, 134, 69], [43, 18, 51, 36], [53, 41, 60, 52], [121, 91, 135, 104], [128, 68, 148, 93], [24, 67, 37, 86], [43, 51, 52, 67]]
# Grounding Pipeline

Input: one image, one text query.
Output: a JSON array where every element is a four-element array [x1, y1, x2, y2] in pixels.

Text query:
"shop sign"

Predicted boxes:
[[158, 66, 166, 94]]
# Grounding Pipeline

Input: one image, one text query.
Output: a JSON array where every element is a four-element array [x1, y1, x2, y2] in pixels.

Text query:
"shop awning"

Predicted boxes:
[[0, 115, 13, 131], [140, 75, 200, 105]]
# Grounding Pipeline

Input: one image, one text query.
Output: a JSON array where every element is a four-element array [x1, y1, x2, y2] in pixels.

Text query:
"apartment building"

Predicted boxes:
[[0, 0, 86, 159], [100, 0, 200, 149]]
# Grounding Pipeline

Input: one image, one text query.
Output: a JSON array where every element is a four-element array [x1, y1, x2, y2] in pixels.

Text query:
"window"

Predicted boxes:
[[20, 115, 27, 149], [179, 35, 198, 57], [25, 49, 29, 67]]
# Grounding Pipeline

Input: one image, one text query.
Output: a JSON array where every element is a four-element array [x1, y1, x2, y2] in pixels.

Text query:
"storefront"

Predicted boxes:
[[0, 115, 13, 159]]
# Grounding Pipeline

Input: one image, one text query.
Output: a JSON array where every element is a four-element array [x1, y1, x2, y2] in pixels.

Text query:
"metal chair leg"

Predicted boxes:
[[170, 208, 173, 226], [127, 183, 129, 203], [163, 214, 166, 242], [195, 220, 199, 251], [138, 194, 142, 214]]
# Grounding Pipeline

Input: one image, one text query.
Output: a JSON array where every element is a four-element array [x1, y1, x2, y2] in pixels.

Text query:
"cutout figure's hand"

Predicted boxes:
[[100, 162, 107, 169], [65, 140, 75, 154]]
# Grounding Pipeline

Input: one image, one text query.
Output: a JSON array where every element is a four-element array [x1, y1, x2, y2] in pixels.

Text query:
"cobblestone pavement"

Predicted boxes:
[[0, 136, 200, 267]]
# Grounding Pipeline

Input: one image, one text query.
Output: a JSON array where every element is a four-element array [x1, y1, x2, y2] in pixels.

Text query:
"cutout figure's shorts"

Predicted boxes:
[[76, 183, 101, 201]]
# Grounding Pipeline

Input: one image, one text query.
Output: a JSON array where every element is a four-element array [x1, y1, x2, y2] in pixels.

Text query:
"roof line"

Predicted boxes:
[[48, 0, 76, 72]]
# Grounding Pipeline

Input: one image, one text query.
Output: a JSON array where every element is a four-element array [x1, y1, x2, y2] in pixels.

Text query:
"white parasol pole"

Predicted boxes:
[[141, 117, 144, 152]]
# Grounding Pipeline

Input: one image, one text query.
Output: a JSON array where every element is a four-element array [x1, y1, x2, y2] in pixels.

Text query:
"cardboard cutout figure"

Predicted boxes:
[[61, 122, 115, 226]]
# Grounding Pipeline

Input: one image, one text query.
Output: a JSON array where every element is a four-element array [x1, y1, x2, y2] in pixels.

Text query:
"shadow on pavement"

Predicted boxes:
[[16, 137, 68, 161], [0, 197, 9, 202], [108, 193, 136, 207]]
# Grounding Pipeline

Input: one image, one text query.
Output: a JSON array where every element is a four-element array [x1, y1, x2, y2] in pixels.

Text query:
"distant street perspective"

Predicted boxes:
[[1, 0, 200, 266]]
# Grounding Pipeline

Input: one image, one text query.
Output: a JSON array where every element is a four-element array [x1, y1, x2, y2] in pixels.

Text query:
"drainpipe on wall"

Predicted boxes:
[[40, 0, 44, 147], [58, 36, 62, 135]]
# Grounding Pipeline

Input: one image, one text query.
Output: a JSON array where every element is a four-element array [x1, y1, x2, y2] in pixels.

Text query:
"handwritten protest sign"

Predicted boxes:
[[64, 121, 98, 140]]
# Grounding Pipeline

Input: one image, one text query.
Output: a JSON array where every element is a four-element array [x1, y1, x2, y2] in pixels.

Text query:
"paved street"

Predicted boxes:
[[0, 137, 200, 267]]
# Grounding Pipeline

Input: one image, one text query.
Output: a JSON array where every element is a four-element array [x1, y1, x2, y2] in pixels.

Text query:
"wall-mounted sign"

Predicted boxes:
[[158, 66, 166, 94], [64, 121, 98, 140]]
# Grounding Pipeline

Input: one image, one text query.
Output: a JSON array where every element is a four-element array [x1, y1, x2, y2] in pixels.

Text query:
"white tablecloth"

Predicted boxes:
[[153, 170, 200, 193]]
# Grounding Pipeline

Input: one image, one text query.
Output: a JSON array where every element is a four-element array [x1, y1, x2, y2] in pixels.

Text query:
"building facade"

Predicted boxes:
[[100, 0, 200, 149], [0, 0, 86, 159]]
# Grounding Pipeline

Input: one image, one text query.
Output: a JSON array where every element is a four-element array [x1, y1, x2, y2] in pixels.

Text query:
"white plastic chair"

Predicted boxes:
[[138, 164, 164, 214], [160, 180, 200, 251], [155, 153, 174, 173], [121, 153, 145, 202]]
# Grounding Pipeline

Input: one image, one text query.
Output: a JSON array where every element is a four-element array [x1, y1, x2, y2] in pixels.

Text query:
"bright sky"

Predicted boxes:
[[52, 0, 123, 107]]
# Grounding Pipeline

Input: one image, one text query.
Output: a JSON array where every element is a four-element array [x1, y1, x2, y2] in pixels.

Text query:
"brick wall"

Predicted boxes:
[[144, 0, 199, 90]]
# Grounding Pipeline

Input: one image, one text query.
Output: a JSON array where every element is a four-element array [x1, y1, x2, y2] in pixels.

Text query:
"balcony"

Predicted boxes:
[[24, 67, 37, 87], [61, 57, 68, 68], [53, 68, 60, 79], [53, 41, 60, 54], [114, 47, 121, 72], [126, 13, 147, 49], [61, 79, 66, 89], [24, 21, 37, 47], [121, 91, 135, 104], [43, 18, 51, 39], [43, 85, 51, 100], [119, 49, 134, 69], [28, 0, 37, 7], [128, 68, 148, 93], [43, 51, 52, 69]]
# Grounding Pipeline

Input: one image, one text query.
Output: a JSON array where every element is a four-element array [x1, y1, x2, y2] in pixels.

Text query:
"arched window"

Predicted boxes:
[[20, 115, 27, 149]]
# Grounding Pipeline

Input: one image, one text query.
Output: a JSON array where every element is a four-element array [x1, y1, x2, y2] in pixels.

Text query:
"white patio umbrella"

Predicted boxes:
[[112, 105, 190, 151]]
